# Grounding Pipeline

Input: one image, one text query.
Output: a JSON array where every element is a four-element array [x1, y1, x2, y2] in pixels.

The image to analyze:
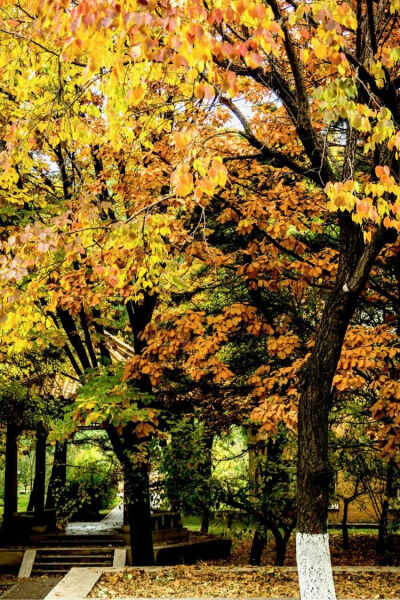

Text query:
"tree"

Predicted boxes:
[[1, 1, 400, 595], [222, 426, 297, 566]]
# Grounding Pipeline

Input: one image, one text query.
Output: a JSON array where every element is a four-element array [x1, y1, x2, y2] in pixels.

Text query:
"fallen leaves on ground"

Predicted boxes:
[[198, 533, 400, 567], [89, 565, 400, 598]]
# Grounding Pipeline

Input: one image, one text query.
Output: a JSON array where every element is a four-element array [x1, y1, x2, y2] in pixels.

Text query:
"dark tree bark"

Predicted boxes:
[[107, 423, 155, 566], [52, 141, 156, 564], [3, 422, 19, 529], [46, 440, 67, 511], [296, 223, 394, 598], [377, 459, 395, 563], [297, 224, 393, 536], [200, 431, 214, 534], [250, 527, 267, 566], [28, 428, 47, 517], [341, 499, 350, 550], [124, 461, 154, 566], [269, 523, 292, 566]]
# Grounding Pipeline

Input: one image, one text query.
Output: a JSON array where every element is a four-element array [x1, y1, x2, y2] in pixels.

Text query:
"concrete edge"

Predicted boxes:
[[18, 549, 36, 578], [82, 564, 400, 573], [44, 567, 103, 600], [0, 583, 21, 599], [113, 548, 127, 568]]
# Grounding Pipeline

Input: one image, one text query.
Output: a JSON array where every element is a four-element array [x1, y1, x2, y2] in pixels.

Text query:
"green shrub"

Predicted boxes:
[[62, 462, 117, 522]]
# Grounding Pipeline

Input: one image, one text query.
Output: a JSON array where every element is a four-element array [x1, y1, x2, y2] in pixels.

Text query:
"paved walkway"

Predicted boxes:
[[44, 568, 102, 600], [65, 504, 123, 535], [1, 577, 61, 599]]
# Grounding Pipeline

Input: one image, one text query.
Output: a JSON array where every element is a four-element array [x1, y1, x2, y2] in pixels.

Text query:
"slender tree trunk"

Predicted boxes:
[[200, 509, 210, 535], [271, 525, 288, 566], [46, 440, 67, 511], [250, 527, 267, 566], [27, 476, 37, 512], [3, 422, 19, 530], [377, 459, 395, 563], [200, 431, 214, 534], [341, 499, 350, 550]]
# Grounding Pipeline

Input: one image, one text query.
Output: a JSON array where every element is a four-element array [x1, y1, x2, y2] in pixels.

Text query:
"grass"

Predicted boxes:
[[182, 514, 258, 539], [182, 514, 382, 538], [0, 490, 119, 521], [0, 491, 30, 518]]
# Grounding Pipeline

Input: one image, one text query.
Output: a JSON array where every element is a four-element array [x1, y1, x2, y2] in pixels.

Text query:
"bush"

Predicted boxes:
[[62, 461, 118, 522]]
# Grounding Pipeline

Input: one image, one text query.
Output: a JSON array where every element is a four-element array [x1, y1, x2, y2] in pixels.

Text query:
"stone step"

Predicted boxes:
[[36, 546, 118, 554], [38, 539, 124, 547], [38, 534, 123, 541], [33, 561, 111, 568], [35, 554, 112, 563], [31, 568, 69, 576]]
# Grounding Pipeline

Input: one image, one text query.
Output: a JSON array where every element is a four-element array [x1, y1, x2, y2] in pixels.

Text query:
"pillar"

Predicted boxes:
[[3, 422, 19, 528], [34, 429, 47, 517]]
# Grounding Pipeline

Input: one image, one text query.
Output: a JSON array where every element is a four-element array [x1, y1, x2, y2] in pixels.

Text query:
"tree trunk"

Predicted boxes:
[[124, 462, 155, 566], [200, 431, 214, 534], [3, 422, 19, 530], [341, 499, 350, 550], [249, 527, 267, 566], [377, 459, 395, 563], [200, 509, 210, 535], [46, 440, 67, 511], [296, 221, 390, 600], [107, 424, 154, 566], [28, 429, 47, 517], [271, 525, 288, 566], [297, 291, 355, 600]]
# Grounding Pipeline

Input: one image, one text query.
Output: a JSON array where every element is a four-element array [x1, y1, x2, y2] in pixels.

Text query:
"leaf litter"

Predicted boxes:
[[89, 565, 400, 598]]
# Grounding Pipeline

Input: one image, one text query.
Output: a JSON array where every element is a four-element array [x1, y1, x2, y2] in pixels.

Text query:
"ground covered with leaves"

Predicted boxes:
[[189, 531, 400, 567], [236, 533, 399, 567], [90, 566, 400, 599], [0, 573, 17, 596]]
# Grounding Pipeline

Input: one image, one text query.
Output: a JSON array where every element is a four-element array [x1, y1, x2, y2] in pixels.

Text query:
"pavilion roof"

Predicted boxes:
[[26, 331, 136, 399]]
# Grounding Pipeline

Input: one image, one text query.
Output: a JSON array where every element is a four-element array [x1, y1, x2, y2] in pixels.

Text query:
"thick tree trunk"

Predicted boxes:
[[3, 422, 19, 530], [250, 527, 267, 566], [297, 291, 354, 600], [124, 462, 155, 566], [296, 222, 390, 600], [107, 424, 154, 565], [46, 440, 67, 511]]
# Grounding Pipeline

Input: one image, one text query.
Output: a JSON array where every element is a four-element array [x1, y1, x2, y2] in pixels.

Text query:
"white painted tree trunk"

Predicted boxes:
[[296, 532, 336, 600]]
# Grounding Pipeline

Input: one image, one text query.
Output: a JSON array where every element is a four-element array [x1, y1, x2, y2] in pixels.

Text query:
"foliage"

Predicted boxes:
[[160, 417, 217, 518], [62, 450, 118, 522], [0, 0, 400, 578]]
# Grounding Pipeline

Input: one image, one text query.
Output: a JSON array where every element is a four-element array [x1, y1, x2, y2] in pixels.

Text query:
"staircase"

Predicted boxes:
[[29, 534, 125, 576]]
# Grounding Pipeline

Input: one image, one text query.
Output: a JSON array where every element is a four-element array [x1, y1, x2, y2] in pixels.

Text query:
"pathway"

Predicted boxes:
[[1, 577, 62, 600], [65, 504, 123, 536]]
